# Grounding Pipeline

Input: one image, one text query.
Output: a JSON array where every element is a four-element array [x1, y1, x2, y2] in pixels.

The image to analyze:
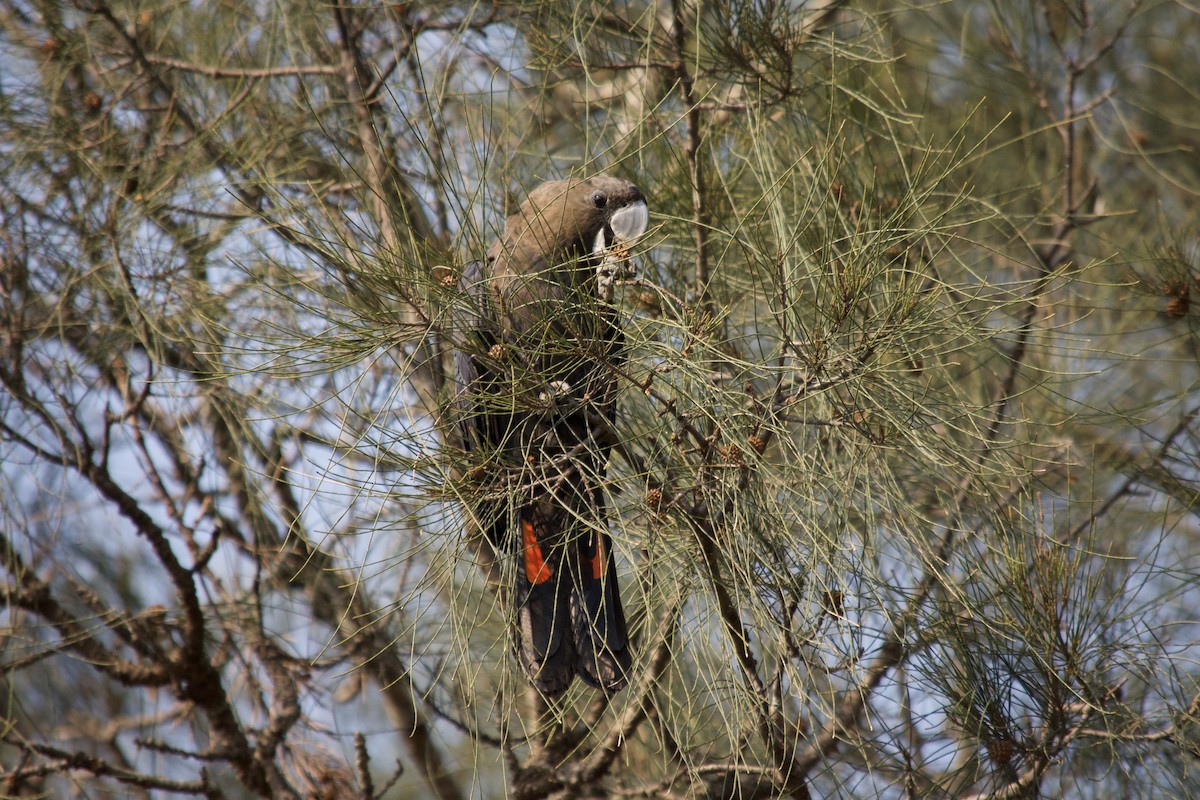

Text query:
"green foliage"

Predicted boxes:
[[3, 1, 1200, 798]]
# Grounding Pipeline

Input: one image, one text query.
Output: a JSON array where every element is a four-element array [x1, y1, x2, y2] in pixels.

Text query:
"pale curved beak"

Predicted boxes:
[[608, 200, 649, 243], [593, 200, 650, 255]]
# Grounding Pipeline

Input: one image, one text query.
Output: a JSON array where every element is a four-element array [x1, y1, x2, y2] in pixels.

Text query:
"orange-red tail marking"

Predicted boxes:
[[522, 519, 552, 584], [590, 534, 606, 580]]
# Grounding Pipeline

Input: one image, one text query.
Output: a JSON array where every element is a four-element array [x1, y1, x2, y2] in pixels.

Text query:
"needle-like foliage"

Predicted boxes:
[[3, 1, 1200, 798]]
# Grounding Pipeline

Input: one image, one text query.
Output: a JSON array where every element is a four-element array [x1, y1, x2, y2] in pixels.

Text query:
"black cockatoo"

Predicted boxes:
[[454, 175, 648, 695]]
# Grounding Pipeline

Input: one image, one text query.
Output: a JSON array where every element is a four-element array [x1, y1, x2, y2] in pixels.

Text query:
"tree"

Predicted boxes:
[[2, 0, 1200, 797]]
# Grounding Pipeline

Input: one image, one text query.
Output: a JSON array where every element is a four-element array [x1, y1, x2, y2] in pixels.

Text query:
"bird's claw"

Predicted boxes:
[[596, 246, 637, 302], [538, 380, 573, 404]]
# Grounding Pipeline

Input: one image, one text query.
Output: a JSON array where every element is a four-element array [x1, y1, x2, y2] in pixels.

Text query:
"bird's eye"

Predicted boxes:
[[592, 192, 607, 209]]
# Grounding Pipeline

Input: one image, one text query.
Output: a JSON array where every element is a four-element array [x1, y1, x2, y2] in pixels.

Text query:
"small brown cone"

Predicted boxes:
[[1167, 293, 1190, 319], [985, 736, 1015, 768], [645, 487, 663, 511]]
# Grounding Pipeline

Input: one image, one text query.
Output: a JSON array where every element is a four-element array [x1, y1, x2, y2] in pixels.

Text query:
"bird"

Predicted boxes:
[[453, 175, 648, 696]]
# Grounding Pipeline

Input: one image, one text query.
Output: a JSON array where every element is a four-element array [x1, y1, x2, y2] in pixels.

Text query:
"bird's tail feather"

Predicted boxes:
[[514, 517, 576, 696], [572, 529, 631, 692], [514, 516, 629, 695]]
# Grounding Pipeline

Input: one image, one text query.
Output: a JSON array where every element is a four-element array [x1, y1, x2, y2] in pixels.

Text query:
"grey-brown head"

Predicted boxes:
[[487, 175, 648, 302]]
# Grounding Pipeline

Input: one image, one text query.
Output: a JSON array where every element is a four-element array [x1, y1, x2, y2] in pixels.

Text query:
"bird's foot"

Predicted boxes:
[[538, 380, 573, 404], [596, 248, 637, 302]]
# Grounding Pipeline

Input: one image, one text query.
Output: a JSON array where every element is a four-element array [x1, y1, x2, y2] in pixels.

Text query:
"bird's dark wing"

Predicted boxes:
[[455, 258, 586, 695]]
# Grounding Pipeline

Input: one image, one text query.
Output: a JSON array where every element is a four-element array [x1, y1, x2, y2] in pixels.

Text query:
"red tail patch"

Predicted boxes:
[[522, 519, 552, 584], [590, 533, 606, 580]]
